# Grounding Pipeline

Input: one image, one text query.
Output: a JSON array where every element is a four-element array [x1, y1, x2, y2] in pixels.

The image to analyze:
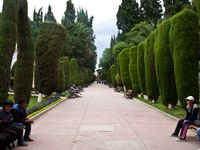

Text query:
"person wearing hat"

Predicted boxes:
[[169, 96, 199, 142]]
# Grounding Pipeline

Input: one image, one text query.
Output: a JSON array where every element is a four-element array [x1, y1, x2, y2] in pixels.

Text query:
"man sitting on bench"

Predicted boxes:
[[169, 96, 199, 142], [70, 84, 81, 97]]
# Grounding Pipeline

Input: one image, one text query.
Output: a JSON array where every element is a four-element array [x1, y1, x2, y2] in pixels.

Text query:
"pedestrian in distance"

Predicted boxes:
[[169, 96, 199, 142]]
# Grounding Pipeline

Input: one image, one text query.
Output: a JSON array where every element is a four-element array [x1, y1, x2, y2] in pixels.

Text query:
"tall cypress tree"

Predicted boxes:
[[35, 22, 66, 96], [140, 0, 163, 22], [163, 0, 190, 18], [116, 0, 141, 38], [14, 0, 34, 103], [44, 5, 57, 22]]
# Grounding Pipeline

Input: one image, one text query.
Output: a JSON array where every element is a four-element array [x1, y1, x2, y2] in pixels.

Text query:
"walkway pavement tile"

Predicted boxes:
[[15, 83, 200, 150]]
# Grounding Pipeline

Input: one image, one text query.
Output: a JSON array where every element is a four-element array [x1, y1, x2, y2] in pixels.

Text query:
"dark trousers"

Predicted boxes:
[[173, 119, 195, 139], [0, 124, 23, 143], [0, 133, 9, 150]]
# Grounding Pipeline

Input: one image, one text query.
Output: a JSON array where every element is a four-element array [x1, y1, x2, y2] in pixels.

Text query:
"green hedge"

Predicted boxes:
[[154, 18, 177, 107], [169, 9, 199, 107], [129, 46, 140, 94], [119, 48, 132, 90], [110, 65, 117, 88], [14, 0, 34, 103], [137, 42, 146, 95], [35, 22, 66, 96], [56, 61, 65, 93], [60, 57, 70, 90], [79, 66, 89, 85], [144, 32, 159, 101], [0, 0, 20, 105], [69, 58, 79, 86], [197, 0, 200, 25]]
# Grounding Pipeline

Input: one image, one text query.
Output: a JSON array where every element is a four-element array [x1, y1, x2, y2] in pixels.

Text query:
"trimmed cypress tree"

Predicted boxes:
[[60, 57, 70, 90], [14, 0, 34, 103], [169, 9, 199, 107], [144, 32, 159, 101], [116, 73, 122, 86], [0, 0, 18, 105], [129, 46, 140, 94], [78, 66, 89, 86], [137, 42, 147, 95], [35, 22, 66, 96], [56, 61, 65, 93], [119, 48, 132, 90], [197, 0, 200, 25], [154, 18, 177, 107], [69, 58, 79, 86], [87, 68, 94, 84], [110, 65, 117, 88]]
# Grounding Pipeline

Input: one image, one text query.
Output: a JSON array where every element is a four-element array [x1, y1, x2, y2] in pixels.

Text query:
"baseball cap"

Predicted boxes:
[[185, 96, 194, 101]]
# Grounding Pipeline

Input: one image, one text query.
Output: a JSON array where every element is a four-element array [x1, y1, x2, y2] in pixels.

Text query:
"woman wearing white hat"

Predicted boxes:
[[169, 96, 199, 142]]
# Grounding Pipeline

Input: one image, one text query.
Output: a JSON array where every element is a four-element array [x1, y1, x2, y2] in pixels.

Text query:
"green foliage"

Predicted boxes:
[[140, 0, 163, 22], [115, 73, 122, 86], [129, 46, 140, 93], [197, 0, 200, 24], [61, 0, 75, 26], [56, 61, 65, 94], [87, 68, 94, 84], [144, 32, 159, 101], [78, 66, 89, 85], [154, 19, 177, 107], [99, 48, 111, 73], [0, 0, 19, 105], [169, 9, 199, 107], [60, 57, 70, 90], [110, 65, 117, 88], [119, 48, 132, 90], [35, 22, 66, 96], [163, 0, 190, 18], [112, 41, 129, 60], [14, 0, 34, 103], [44, 5, 57, 22], [116, 0, 142, 36], [69, 58, 79, 86], [137, 42, 147, 95]]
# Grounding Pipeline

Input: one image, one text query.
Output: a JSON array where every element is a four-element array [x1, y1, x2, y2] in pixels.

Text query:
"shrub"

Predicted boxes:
[[129, 46, 140, 94], [119, 48, 132, 90], [169, 9, 199, 107], [69, 58, 79, 86], [110, 65, 117, 88], [35, 22, 66, 96], [154, 18, 178, 107], [144, 32, 159, 101], [137, 42, 147, 95]]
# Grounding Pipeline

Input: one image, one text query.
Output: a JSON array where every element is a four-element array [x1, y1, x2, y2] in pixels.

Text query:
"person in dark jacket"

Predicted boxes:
[[11, 98, 34, 142], [169, 96, 199, 142], [0, 100, 23, 149], [0, 133, 10, 150]]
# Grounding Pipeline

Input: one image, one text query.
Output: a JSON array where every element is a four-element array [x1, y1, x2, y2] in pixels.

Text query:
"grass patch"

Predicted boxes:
[[8, 95, 49, 110], [137, 96, 186, 119]]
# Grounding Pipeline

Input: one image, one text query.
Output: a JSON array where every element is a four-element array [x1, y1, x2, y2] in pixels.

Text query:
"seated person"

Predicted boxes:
[[0, 100, 23, 148], [70, 84, 81, 97], [11, 98, 34, 142], [169, 96, 199, 142], [197, 128, 200, 141], [0, 133, 10, 150]]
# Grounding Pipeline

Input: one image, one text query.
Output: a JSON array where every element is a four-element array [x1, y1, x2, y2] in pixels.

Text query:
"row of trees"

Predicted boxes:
[[99, 0, 200, 108], [0, 0, 96, 105]]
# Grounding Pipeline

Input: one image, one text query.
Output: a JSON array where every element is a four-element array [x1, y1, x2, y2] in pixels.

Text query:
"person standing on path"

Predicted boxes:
[[169, 96, 199, 142]]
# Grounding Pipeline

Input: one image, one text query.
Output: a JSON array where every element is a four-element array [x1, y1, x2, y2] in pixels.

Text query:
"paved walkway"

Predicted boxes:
[[16, 83, 199, 150]]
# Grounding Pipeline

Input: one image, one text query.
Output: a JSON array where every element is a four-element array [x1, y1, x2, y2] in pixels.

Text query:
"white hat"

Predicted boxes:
[[185, 96, 194, 101]]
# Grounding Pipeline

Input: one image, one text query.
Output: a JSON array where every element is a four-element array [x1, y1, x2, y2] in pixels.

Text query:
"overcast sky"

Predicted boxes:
[[0, 0, 140, 70]]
